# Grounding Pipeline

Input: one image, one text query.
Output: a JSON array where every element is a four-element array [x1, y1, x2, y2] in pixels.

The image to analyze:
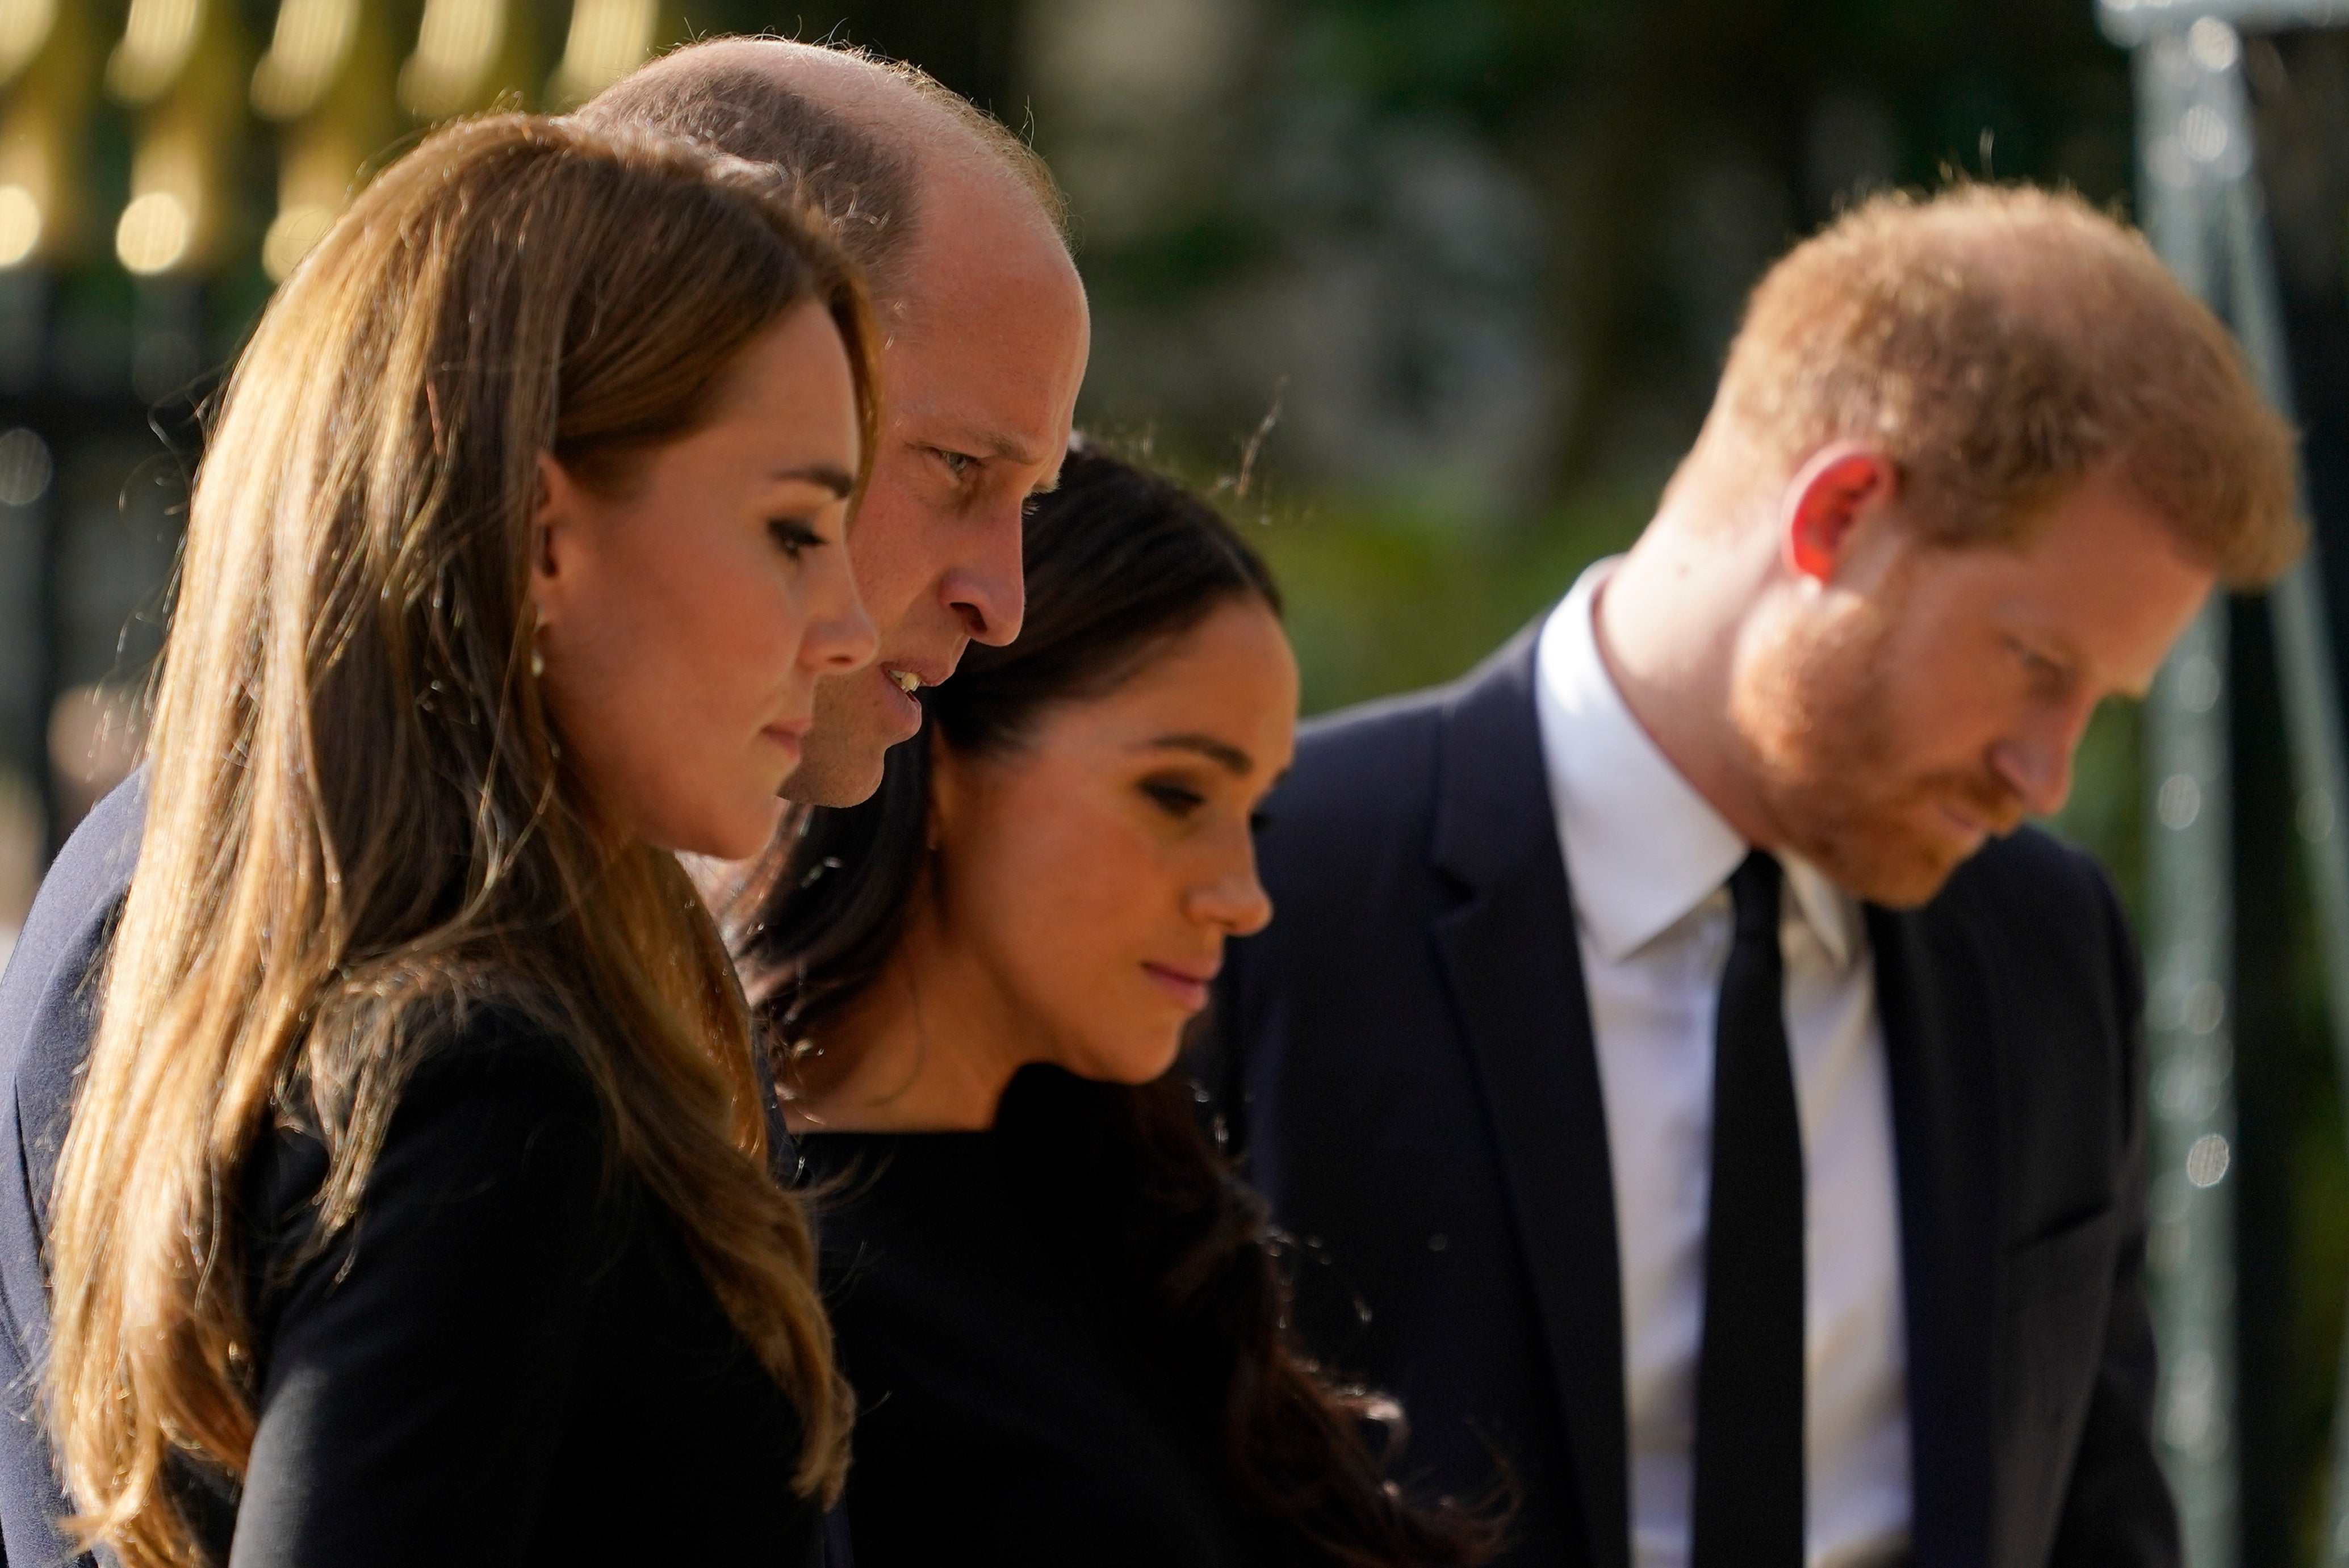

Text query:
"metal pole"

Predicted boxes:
[[2196, 49, 2349, 1568], [2105, 5, 2349, 1559], [2134, 26, 2244, 1567]]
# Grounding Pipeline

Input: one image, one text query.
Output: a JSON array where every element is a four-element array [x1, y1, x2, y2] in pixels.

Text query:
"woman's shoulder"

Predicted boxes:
[[253, 989, 614, 1240], [799, 1130, 986, 1229], [401, 992, 600, 1109], [381, 993, 616, 1197], [799, 1129, 1045, 1281]]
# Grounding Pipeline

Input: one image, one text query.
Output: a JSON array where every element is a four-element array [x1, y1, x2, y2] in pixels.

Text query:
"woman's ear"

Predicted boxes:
[[529, 451, 579, 629], [924, 732, 965, 853]]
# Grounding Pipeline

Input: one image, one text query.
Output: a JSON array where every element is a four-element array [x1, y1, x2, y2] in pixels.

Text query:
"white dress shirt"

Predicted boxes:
[[1533, 559, 1912, 1568]]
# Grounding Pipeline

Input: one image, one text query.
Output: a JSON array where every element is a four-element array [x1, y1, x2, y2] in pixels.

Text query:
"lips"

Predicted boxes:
[[1936, 802, 1985, 840], [760, 716, 809, 769], [879, 659, 949, 701], [1142, 961, 1219, 1013]]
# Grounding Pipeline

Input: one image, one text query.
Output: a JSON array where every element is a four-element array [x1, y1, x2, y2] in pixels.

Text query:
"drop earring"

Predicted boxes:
[[529, 607, 546, 678]]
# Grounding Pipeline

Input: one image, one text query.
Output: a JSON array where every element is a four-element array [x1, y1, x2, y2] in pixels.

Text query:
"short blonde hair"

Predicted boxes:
[[1693, 183, 2301, 586]]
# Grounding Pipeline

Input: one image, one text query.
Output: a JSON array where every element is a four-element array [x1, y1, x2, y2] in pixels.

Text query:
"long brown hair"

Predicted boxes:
[[742, 445, 1501, 1567], [45, 114, 876, 1567]]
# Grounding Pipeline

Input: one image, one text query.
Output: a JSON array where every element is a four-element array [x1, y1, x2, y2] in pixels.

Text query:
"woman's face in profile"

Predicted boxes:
[[529, 301, 877, 860], [928, 597, 1298, 1084]]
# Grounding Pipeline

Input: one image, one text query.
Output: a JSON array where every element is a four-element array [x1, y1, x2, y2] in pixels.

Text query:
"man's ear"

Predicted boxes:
[[529, 451, 579, 628], [1781, 444, 1898, 583]]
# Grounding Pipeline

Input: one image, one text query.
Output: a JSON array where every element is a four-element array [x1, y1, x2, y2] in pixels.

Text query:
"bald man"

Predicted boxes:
[[583, 40, 1089, 805], [0, 40, 1087, 1567]]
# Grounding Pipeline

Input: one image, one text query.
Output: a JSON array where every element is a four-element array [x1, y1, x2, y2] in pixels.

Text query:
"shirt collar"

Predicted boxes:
[[1782, 852, 1862, 971], [1533, 558, 1863, 970]]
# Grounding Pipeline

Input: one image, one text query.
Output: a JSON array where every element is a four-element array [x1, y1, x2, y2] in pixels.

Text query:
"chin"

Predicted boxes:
[[1810, 827, 1970, 909], [680, 798, 788, 863], [781, 753, 883, 810], [782, 715, 895, 809], [1076, 1032, 1186, 1087]]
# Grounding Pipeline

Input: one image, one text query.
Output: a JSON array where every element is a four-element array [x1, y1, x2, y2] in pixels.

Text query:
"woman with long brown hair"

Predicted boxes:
[[741, 443, 1500, 1567], [43, 114, 877, 1566]]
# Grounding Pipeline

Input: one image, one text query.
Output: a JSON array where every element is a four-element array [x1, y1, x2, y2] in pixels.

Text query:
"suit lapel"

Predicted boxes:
[[1429, 627, 1630, 1568], [1869, 903, 1999, 1568]]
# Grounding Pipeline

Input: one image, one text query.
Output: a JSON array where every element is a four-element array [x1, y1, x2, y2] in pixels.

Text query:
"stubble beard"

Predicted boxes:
[[781, 672, 895, 808], [1731, 583, 2027, 909]]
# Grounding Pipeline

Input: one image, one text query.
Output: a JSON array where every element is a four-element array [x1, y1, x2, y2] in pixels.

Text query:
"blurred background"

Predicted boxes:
[[1, 0, 2346, 1560]]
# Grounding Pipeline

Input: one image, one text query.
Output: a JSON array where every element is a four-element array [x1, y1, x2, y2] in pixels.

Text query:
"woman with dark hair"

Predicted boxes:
[[738, 442, 1498, 1567]]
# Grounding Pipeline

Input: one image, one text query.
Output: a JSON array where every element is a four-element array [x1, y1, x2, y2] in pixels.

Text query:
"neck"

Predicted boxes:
[[784, 894, 1033, 1133], [1595, 494, 1783, 850]]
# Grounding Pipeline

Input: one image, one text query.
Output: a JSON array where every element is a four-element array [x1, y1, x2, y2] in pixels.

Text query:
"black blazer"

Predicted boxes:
[[0, 776, 847, 1568], [1205, 626, 2177, 1568]]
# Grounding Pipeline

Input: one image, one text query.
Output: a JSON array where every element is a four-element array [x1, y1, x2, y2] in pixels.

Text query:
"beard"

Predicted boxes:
[[1728, 572, 2028, 909]]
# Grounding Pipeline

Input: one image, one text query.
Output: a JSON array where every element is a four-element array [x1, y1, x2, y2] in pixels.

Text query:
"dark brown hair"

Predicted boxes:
[[736, 443, 1501, 1568]]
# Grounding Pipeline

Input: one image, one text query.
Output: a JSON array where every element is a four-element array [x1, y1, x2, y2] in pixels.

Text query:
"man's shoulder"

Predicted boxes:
[[0, 775, 149, 1205], [1281, 636, 1530, 816], [1294, 681, 1450, 768], [1908, 824, 2137, 1016], [1268, 680, 1460, 857], [1933, 824, 2125, 938], [0, 774, 146, 1034]]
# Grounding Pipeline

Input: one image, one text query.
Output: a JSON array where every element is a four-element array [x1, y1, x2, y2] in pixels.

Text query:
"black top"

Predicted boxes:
[[206, 1012, 822, 1567], [800, 1105, 1270, 1568], [0, 775, 837, 1567]]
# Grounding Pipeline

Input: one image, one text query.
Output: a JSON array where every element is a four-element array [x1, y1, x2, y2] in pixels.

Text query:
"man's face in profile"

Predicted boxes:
[[1730, 469, 2214, 907], [781, 177, 1091, 809]]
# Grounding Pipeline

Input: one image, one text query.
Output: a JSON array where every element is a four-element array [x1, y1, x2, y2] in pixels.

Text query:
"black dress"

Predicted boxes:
[[201, 1010, 822, 1567], [799, 1076, 1271, 1567]]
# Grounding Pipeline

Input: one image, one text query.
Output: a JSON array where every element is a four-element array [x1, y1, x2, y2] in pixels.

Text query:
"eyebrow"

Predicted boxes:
[[1133, 733, 1254, 775], [977, 431, 1050, 467], [922, 420, 1058, 473], [771, 464, 856, 498]]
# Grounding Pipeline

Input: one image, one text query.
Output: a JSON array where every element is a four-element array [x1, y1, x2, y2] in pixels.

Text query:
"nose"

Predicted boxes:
[[939, 493, 1027, 648], [1187, 832, 1274, 938], [1988, 704, 2090, 819], [802, 550, 878, 674]]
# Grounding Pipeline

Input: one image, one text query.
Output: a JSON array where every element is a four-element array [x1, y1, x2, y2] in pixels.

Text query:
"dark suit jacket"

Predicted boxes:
[[0, 774, 144, 1568], [1205, 626, 2177, 1568]]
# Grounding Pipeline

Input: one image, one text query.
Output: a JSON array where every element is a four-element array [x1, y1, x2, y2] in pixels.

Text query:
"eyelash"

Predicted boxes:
[[1144, 782, 1204, 817], [935, 449, 976, 480], [2013, 642, 2067, 686], [1143, 782, 1275, 836], [769, 519, 824, 559]]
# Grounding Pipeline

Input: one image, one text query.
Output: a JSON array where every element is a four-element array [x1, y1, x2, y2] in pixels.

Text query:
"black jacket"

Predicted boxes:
[[1205, 626, 2177, 1568], [0, 775, 143, 1568], [0, 776, 844, 1568]]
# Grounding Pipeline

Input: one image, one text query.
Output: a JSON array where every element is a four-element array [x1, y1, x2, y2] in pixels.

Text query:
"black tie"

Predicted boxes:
[[1690, 850, 1805, 1568]]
